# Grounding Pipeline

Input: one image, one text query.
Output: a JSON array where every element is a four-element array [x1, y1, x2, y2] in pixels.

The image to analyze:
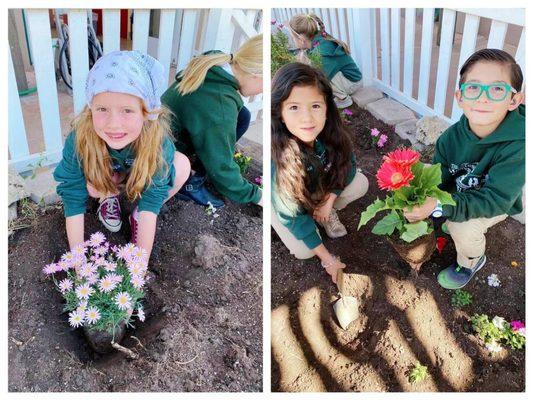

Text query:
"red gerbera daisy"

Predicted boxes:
[[383, 148, 420, 168], [376, 162, 414, 191]]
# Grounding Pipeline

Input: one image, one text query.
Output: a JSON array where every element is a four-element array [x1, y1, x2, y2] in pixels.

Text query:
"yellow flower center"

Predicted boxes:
[[391, 172, 404, 184]]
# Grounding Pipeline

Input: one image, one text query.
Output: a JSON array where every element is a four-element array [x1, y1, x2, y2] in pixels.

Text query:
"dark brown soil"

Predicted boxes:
[[8, 139, 263, 392], [271, 104, 525, 392]]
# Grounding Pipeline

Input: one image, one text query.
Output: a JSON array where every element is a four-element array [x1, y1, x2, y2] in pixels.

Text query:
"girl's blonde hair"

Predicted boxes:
[[73, 104, 172, 202], [177, 34, 263, 95], [289, 14, 350, 55]]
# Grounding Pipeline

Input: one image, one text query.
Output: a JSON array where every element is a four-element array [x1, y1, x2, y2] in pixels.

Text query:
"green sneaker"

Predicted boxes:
[[437, 255, 486, 289]]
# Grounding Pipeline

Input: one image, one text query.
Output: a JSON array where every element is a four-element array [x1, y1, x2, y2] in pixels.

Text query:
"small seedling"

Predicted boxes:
[[451, 289, 473, 308], [408, 362, 428, 383]]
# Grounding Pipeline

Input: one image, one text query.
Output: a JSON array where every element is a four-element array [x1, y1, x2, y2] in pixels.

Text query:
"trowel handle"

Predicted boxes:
[[336, 268, 344, 295]]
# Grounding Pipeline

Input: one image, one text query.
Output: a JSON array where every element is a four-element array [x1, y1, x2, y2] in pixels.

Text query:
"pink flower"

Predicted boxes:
[[131, 274, 146, 290], [42, 263, 58, 275], [312, 41, 319, 48], [343, 109, 353, 116], [377, 134, 388, 148], [271, 19, 276, 25], [376, 162, 414, 191], [370, 128, 381, 137], [511, 320, 525, 336], [383, 147, 421, 168], [254, 176, 263, 185], [58, 278, 73, 293], [89, 232, 106, 247]]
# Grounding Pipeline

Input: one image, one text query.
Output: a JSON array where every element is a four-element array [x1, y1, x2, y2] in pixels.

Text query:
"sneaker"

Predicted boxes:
[[177, 174, 225, 208], [319, 209, 348, 239], [129, 207, 139, 244], [97, 196, 122, 232], [437, 255, 487, 289]]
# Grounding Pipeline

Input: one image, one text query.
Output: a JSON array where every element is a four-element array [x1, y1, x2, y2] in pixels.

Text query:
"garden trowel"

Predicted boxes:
[[333, 269, 359, 330]]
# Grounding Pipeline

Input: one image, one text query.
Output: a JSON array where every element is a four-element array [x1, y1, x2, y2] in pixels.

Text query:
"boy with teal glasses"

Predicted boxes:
[[402, 48, 525, 289]]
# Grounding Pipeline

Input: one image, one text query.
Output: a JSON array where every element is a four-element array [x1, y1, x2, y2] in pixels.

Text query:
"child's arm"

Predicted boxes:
[[136, 211, 157, 256], [66, 214, 85, 249], [312, 243, 346, 284]]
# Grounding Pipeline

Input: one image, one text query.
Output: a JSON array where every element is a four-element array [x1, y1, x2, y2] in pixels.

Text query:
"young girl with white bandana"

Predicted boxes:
[[54, 50, 190, 258]]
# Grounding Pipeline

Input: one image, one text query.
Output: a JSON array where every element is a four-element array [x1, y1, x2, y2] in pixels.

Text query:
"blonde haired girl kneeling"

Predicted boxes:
[[162, 34, 263, 208], [54, 51, 190, 258]]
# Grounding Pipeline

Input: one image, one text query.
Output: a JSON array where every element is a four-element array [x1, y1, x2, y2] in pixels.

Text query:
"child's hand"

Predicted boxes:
[[403, 197, 437, 222], [313, 194, 336, 223], [323, 257, 346, 284]]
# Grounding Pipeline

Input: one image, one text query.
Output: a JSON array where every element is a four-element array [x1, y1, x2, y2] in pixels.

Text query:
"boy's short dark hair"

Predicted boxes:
[[459, 48, 523, 91]]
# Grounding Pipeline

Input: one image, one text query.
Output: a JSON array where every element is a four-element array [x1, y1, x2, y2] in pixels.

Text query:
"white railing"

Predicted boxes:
[[272, 8, 525, 125], [9, 8, 262, 173]]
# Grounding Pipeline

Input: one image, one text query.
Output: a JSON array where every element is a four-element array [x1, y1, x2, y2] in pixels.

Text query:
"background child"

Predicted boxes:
[[403, 48, 525, 289], [54, 50, 191, 257], [161, 34, 263, 208], [288, 13, 362, 108], [271, 62, 368, 283]]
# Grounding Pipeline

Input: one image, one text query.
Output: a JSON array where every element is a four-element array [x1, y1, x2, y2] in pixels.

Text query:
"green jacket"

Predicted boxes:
[[433, 104, 525, 222], [272, 140, 356, 249], [161, 63, 261, 204], [311, 34, 362, 82], [53, 131, 176, 217]]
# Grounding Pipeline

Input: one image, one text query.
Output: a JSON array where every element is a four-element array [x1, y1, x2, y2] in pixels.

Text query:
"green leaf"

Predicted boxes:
[[427, 187, 456, 206], [410, 162, 425, 186], [371, 211, 402, 235], [418, 164, 442, 190], [358, 198, 388, 229], [400, 220, 430, 243]]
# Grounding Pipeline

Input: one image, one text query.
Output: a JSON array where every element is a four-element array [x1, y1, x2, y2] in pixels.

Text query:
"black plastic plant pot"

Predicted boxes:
[[83, 320, 127, 354]]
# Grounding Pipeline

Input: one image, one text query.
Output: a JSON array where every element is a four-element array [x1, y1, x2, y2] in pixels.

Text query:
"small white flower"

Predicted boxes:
[[486, 340, 503, 353], [85, 306, 101, 324], [487, 274, 501, 287], [75, 283, 95, 299], [115, 292, 132, 310], [68, 309, 85, 328], [58, 278, 73, 293], [492, 316, 506, 330], [137, 308, 146, 322]]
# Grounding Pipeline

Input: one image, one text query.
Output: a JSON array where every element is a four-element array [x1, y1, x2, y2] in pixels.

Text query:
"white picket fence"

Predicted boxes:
[[273, 8, 525, 125], [9, 8, 263, 173]]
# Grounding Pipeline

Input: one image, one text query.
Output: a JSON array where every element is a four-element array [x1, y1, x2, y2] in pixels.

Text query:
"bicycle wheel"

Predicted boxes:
[[59, 37, 73, 90]]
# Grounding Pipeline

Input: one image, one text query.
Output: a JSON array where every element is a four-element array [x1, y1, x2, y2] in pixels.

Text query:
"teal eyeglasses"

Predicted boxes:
[[460, 82, 517, 102]]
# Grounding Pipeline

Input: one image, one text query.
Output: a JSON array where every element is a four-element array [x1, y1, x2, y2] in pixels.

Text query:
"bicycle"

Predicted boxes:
[[54, 11, 103, 91]]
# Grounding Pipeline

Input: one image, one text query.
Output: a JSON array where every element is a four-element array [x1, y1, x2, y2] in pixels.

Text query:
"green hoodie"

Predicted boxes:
[[311, 34, 362, 83], [161, 62, 261, 204], [433, 104, 525, 222], [272, 140, 356, 249], [53, 131, 176, 217]]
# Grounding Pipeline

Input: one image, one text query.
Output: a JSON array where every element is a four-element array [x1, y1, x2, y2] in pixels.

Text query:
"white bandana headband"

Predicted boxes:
[[85, 50, 166, 120]]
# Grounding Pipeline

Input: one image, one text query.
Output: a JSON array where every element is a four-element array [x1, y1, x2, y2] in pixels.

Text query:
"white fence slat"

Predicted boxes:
[[8, 50, 29, 160], [232, 9, 259, 39], [418, 8, 435, 105], [203, 9, 235, 52], [352, 8, 374, 86], [515, 29, 525, 89], [403, 8, 416, 97], [487, 20, 508, 49], [370, 9, 378, 78], [331, 9, 340, 39], [454, 8, 524, 26], [433, 9, 457, 115], [337, 9, 348, 44], [103, 10, 121, 53], [171, 10, 184, 65], [132, 10, 150, 54], [26, 10, 63, 152], [379, 8, 390, 85], [158, 10, 175, 83], [390, 8, 401, 90], [347, 9, 358, 65], [176, 9, 198, 71], [68, 10, 90, 114], [451, 13, 480, 121], [324, 9, 332, 33]]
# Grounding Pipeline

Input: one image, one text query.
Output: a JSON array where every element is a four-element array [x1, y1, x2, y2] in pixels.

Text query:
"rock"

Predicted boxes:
[[192, 234, 228, 269], [412, 142, 427, 152], [24, 168, 60, 206], [416, 116, 450, 145], [8, 166, 29, 205], [352, 86, 384, 108], [9, 203, 18, 222], [394, 119, 418, 145], [366, 98, 416, 125]]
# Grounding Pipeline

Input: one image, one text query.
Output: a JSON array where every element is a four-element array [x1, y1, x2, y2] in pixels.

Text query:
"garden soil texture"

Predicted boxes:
[[9, 141, 263, 392], [271, 105, 525, 392]]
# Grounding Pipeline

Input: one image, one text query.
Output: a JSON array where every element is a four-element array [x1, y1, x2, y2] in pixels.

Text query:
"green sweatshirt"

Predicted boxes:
[[161, 63, 261, 204], [54, 131, 176, 217], [433, 104, 525, 222], [311, 34, 362, 83], [272, 140, 356, 249]]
